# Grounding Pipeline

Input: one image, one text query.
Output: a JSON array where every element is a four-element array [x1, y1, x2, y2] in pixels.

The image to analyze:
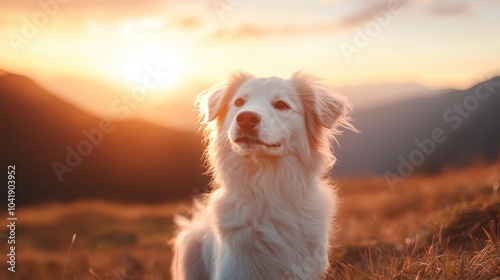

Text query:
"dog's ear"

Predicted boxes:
[[198, 85, 226, 123], [206, 88, 225, 122], [291, 71, 355, 131], [313, 86, 347, 129]]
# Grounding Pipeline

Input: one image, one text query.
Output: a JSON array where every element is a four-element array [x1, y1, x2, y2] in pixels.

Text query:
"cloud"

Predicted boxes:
[[178, 17, 203, 29], [0, 0, 167, 10], [341, 0, 414, 27], [0, 0, 210, 36], [0, 0, 203, 23], [341, 2, 390, 27], [209, 22, 341, 40], [209, 1, 412, 40], [429, 3, 472, 16]]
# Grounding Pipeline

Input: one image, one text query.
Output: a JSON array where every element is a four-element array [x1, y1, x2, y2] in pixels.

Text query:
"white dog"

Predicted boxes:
[[171, 72, 354, 280]]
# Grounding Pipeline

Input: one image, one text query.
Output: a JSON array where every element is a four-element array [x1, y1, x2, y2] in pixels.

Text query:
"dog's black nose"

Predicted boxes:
[[236, 111, 261, 130]]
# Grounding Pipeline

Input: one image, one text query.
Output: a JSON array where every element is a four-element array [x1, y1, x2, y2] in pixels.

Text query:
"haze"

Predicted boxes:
[[1, 0, 499, 131]]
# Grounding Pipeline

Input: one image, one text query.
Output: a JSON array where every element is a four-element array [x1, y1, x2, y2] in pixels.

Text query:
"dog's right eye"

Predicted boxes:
[[273, 101, 290, 111], [234, 98, 245, 107]]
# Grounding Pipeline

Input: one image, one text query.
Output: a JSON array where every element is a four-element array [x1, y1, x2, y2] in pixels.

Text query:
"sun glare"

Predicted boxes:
[[122, 47, 185, 93]]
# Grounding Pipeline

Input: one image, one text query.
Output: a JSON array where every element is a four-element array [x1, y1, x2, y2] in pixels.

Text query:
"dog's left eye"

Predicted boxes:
[[234, 98, 245, 107], [273, 101, 290, 111]]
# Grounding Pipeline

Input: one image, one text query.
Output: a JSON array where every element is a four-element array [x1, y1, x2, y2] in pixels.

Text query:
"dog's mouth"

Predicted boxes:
[[234, 136, 281, 148]]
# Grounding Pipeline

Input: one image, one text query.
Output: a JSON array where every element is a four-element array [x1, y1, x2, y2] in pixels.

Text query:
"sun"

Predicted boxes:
[[122, 46, 185, 92]]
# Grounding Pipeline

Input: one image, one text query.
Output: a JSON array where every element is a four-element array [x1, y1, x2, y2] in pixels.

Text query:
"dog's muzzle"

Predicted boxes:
[[233, 111, 280, 148]]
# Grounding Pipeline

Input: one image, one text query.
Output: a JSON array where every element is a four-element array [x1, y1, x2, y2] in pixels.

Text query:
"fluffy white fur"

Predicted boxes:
[[171, 72, 354, 280]]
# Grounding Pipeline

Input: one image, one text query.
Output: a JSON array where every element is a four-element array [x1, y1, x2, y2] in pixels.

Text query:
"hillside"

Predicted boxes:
[[1, 71, 499, 205], [1, 162, 498, 279], [0, 72, 208, 206], [334, 76, 500, 177]]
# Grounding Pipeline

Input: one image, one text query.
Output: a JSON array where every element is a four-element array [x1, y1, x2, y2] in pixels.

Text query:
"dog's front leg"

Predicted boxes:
[[213, 249, 241, 280]]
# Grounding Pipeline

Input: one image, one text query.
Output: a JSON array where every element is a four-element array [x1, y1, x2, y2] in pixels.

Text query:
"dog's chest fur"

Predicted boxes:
[[209, 179, 331, 255]]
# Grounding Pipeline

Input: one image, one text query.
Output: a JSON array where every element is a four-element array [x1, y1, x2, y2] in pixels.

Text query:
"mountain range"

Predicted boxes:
[[0, 71, 208, 206], [333, 76, 500, 178], [1, 71, 499, 205]]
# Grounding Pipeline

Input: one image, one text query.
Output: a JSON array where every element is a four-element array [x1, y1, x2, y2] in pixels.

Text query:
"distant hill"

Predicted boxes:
[[0, 71, 209, 206], [339, 83, 451, 110], [334, 76, 500, 177], [1, 71, 499, 205]]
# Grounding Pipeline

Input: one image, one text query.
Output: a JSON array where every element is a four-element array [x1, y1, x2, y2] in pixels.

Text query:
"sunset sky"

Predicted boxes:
[[1, 0, 499, 130]]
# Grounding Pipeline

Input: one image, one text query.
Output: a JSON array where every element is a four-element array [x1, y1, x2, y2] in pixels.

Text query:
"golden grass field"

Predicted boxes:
[[1, 162, 499, 280]]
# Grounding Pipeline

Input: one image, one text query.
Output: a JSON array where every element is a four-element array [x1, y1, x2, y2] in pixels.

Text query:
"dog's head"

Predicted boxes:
[[198, 72, 354, 170]]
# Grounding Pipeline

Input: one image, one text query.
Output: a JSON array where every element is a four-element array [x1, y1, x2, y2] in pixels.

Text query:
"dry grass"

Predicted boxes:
[[0, 162, 499, 279], [328, 197, 500, 280]]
